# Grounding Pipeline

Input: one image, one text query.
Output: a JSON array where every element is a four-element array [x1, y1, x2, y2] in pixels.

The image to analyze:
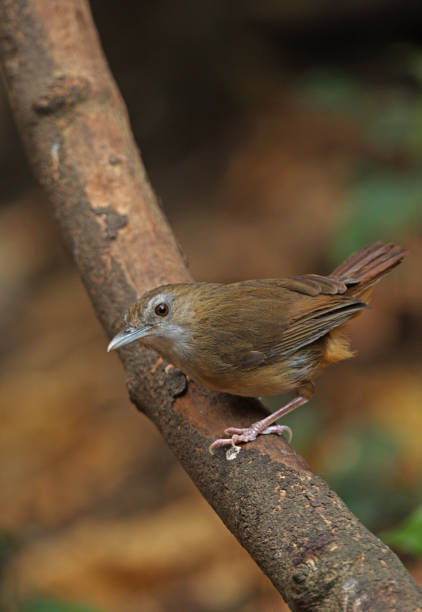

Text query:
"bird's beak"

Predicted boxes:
[[107, 325, 150, 352]]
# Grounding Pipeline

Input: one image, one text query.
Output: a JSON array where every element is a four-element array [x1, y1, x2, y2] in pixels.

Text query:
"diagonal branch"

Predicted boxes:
[[0, 1, 421, 609]]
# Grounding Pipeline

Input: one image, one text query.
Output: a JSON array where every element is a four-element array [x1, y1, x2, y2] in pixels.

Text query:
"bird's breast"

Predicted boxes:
[[182, 346, 322, 397]]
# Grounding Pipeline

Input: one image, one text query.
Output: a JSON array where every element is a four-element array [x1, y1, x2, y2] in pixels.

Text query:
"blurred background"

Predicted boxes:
[[1, 1, 422, 610]]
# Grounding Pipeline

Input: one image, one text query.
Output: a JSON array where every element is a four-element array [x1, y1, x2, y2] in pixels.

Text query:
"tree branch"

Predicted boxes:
[[1, 1, 421, 609]]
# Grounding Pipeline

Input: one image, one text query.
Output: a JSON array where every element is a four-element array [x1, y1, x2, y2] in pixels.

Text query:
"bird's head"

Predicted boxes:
[[107, 284, 203, 361]]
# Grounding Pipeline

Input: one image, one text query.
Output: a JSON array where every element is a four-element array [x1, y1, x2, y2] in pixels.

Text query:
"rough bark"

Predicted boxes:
[[0, 1, 421, 609]]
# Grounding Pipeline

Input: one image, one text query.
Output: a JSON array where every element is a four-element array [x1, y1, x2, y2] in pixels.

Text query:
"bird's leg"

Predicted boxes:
[[209, 393, 310, 454]]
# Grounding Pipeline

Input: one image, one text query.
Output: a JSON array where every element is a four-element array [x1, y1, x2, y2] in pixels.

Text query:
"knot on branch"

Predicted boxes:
[[32, 74, 91, 115], [126, 352, 188, 417], [92, 204, 128, 240], [164, 364, 188, 398]]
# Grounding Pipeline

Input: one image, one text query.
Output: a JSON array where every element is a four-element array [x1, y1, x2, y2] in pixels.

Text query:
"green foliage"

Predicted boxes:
[[0, 532, 16, 571], [381, 506, 422, 557], [297, 57, 422, 152], [296, 69, 367, 113], [368, 96, 422, 156], [331, 169, 422, 261], [297, 63, 422, 263], [322, 427, 413, 529], [20, 595, 101, 612]]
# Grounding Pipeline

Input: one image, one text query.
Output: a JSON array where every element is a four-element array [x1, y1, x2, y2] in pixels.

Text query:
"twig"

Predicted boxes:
[[0, 1, 421, 609]]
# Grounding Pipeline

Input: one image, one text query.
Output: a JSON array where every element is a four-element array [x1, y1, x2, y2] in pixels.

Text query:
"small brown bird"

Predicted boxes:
[[108, 242, 406, 455]]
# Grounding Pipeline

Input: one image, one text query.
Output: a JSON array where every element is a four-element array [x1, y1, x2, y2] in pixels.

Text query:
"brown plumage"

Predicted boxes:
[[108, 242, 407, 455]]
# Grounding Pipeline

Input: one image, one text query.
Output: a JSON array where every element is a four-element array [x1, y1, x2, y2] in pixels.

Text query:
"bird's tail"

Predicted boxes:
[[330, 241, 407, 302]]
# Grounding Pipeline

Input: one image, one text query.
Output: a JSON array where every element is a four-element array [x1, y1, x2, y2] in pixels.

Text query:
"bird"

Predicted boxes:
[[108, 242, 407, 455]]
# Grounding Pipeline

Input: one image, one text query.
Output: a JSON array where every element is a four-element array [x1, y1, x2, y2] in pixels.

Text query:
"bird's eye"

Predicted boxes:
[[154, 302, 169, 317]]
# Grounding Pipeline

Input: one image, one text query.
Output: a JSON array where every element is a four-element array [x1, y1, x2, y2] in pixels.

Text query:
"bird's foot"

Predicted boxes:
[[209, 423, 292, 457], [209, 394, 307, 458]]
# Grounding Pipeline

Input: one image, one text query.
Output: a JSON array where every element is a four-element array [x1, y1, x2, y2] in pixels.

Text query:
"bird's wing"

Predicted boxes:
[[271, 298, 367, 357], [241, 274, 355, 296], [227, 277, 367, 368]]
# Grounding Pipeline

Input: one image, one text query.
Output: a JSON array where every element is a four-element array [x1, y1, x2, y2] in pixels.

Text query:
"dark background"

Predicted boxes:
[[1, 1, 422, 611]]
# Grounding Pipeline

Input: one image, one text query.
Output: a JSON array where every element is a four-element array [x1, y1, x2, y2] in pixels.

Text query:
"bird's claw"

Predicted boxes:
[[208, 435, 243, 454], [208, 423, 293, 456], [260, 424, 293, 443]]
